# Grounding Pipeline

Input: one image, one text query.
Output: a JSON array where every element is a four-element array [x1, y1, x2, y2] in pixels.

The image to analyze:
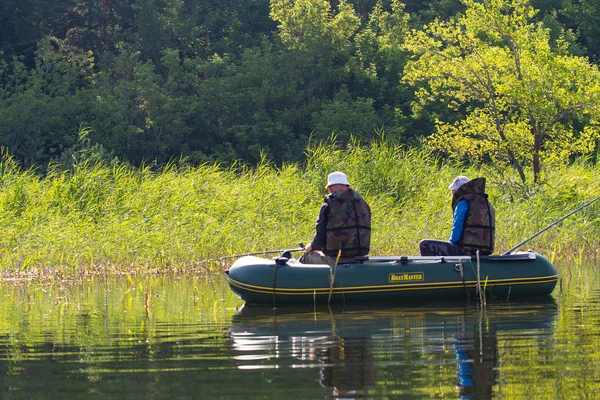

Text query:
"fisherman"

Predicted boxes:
[[301, 172, 371, 264], [419, 176, 495, 256]]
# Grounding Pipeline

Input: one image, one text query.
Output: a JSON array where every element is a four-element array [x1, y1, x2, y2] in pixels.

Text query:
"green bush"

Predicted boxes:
[[0, 141, 597, 275]]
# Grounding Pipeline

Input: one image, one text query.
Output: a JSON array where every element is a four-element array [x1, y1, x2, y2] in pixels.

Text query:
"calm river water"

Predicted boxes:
[[1, 260, 599, 399]]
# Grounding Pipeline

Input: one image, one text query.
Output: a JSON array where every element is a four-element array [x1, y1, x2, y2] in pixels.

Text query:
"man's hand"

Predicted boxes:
[[304, 243, 313, 252]]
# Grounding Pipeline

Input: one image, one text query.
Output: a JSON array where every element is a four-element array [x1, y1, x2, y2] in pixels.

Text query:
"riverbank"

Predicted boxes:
[[0, 142, 598, 277]]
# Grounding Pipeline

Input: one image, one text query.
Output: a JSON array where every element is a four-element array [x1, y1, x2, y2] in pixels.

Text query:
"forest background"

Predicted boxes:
[[0, 0, 599, 273], [2, 0, 599, 169]]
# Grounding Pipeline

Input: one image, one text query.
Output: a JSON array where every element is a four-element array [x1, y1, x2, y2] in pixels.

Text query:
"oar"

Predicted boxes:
[[197, 246, 305, 264], [502, 195, 600, 256]]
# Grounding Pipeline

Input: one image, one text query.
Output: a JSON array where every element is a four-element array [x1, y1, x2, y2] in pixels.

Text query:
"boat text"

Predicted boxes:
[[389, 272, 424, 283]]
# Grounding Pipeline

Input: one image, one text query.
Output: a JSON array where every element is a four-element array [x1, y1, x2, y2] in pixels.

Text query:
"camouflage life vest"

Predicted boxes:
[[324, 188, 371, 257], [451, 178, 495, 255]]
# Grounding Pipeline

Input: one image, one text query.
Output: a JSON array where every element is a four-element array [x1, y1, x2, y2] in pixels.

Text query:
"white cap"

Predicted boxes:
[[449, 176, 470, 191], [326, 171, 350, 188]]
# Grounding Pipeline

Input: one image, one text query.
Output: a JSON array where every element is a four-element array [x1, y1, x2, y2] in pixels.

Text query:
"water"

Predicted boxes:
[[0, 263, 598, 399]]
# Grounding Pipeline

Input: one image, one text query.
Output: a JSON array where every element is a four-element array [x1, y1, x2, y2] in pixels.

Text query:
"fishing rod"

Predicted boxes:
[[502, 194, 600, 256], [197, 245, 305, 264]]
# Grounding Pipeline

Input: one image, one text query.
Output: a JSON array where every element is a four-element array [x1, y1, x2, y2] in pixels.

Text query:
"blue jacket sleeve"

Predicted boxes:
[[449, 200, 469, 243], [310, 202, 329, 251]]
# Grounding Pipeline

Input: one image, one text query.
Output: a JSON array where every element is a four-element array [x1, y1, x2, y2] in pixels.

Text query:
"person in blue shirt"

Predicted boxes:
[[419, 176, 495, 256]]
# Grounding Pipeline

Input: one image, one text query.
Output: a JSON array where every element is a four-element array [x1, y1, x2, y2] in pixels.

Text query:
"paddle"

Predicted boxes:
[[502, 195, 600, 256]]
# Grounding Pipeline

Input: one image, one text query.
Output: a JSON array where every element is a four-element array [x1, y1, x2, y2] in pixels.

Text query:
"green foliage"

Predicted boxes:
[[271, 0, 360, 57], [553, 0, 600, 61], [0, 142, 597, 274], [54, 126, 115, 171], [0, 37, 97, 167], [311, 87, 383, 142], [402, 0, 600, 184], [1, 0, 600, 170]]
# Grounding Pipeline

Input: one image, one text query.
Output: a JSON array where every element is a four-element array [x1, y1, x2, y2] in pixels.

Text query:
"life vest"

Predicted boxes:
[[451, 178, 495, 255], [324, 188, 371, 257]]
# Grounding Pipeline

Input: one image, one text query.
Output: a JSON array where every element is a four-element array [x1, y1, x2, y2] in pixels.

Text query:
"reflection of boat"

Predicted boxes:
[[224, 251, 558, 305], [229, 301, 559, 397], [230, 299, 559, 339]]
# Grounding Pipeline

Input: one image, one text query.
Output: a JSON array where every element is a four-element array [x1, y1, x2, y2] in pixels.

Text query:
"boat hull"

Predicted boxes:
[[224, 252, 558, 305]]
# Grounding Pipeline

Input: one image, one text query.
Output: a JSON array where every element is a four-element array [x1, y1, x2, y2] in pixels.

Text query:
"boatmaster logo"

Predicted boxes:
[[389, 272, 424, 283]]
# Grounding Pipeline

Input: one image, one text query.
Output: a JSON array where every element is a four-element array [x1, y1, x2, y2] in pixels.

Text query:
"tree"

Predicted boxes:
[[269, 0, 413, 146], [559, 0, 600, 61], [402, 0, 600, 184], [0, 37, 98, 168], [351, 0, 411, 140], [270, 0, 360, 57], [311, 86, 382, 142], [0, 0, 72, 60]]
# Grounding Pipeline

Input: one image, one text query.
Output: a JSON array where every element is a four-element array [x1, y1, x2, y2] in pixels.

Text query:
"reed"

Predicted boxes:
[[0, 141, 597, 277]]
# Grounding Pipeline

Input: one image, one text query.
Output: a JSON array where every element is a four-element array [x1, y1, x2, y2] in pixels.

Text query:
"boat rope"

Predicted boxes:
[[328, 250, 342, 305], [476, 250, 486, 307], [455, 261, 470, 302], [272, 263, 279, 310]]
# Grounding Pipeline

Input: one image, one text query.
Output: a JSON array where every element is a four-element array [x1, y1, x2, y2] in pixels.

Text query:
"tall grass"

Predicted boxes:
[[0, 142, 598, 276]]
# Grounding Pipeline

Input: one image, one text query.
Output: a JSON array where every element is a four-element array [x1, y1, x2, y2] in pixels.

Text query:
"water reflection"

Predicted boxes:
[[318, 336, 376, 398], [455, 329, 497, 399], [3, 272, 590, 398], [230, 299, 558, 398], [0, 277, 240, 399]]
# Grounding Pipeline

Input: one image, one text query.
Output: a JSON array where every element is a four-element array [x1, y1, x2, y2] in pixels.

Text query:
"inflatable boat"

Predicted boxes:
[[224, 251, 558, 305]]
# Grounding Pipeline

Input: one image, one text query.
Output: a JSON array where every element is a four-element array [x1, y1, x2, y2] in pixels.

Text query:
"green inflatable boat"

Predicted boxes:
[[224, 251, 558, 305]]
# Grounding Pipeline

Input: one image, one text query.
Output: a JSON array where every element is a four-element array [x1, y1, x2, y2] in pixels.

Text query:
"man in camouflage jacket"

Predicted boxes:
[[302, 172, 371, 265]]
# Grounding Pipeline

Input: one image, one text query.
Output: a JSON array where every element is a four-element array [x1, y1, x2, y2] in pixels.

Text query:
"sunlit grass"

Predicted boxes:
[[0, 141, 598, 277]]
